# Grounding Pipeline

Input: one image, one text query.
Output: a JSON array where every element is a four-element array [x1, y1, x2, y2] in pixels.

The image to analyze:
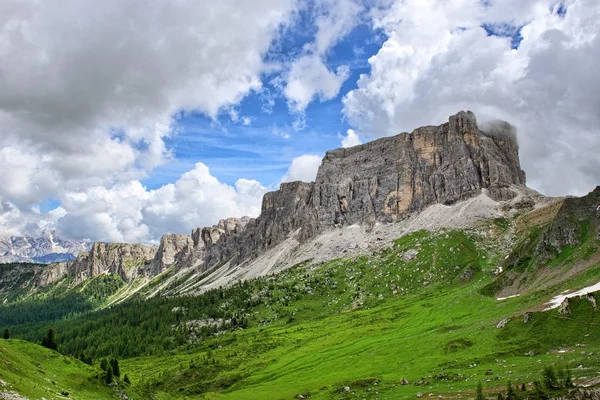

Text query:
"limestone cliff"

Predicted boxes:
[[200, 111, 526, 270], [19, 111, 528, 287]]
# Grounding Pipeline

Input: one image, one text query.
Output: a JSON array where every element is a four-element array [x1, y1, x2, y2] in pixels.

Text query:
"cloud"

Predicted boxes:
[[343, 0, 600, 196], [340, 128, 362, 148], [281, 154, 323, 183], [55, 163, 267, 243], [282, 0, 362, 113], [0, 0, 297, 207], [284, 55, 350, 112]]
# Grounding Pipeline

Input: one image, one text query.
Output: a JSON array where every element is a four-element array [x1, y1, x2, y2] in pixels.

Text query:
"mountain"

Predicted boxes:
[[0, 231, 90, 264], [1, 111, 600, 399], [7, 111, 529, 293]]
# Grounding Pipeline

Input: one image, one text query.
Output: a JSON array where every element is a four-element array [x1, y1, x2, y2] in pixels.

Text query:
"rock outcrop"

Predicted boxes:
[[67, 242, 157, 282], [150, 234, 194, 275], [16, 111, 528, 287], [200, 111, 526, 271]]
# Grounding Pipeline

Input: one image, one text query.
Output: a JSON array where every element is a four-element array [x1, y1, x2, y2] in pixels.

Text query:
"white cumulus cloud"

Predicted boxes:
[[281, 155, 323, 183], [343, 0, 600, 196], [55, 163, 268, 243], [340, 129, 362, 148]]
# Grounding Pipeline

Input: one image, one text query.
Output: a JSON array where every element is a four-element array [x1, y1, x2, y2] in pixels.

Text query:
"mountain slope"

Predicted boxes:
[[0, 231, 89, 264], [1, 112, 600, 399], [0, 339, 133, 399]]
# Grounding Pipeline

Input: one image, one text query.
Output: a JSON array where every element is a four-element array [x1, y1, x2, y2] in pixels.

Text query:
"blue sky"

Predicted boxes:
[[3, 0, 599, 243], [144, 22, 384, 190]]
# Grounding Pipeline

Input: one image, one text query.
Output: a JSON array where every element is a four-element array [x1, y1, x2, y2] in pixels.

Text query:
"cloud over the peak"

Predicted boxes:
[[340, 128, 362, 148], [281, 154, 323, 183], [343, 0, 600, 196]]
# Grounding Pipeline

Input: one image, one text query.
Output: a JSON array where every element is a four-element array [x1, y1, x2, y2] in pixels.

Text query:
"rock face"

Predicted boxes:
[[68, 242, 158, 282], [0, 231, 89, 264], [200, 111, 526, 271], [16, 111, 528, 287], [150, 234, 194, 275]]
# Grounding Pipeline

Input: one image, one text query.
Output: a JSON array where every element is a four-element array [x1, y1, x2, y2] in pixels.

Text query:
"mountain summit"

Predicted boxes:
[[9, 111, 532, 294]]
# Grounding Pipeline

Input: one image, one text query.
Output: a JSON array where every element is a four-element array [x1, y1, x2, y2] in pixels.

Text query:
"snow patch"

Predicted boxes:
[[497, 294, 520, 301], [544, 281, 600, 310]]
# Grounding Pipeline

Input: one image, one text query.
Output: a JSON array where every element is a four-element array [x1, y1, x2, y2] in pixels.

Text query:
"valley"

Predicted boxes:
[[1, 113, 600, 399]]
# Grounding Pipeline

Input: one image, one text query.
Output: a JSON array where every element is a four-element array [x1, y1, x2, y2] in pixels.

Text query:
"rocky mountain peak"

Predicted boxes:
[[22, 111, 529, 288]]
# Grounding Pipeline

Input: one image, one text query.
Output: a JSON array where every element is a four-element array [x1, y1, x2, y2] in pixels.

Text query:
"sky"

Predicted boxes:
[[1, 0, 599, 244]]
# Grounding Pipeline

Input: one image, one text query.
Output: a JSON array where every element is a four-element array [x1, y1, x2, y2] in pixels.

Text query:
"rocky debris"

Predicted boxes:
[[401, 378, 410, 385], [0, 390, 29, 400], [496, 318, 510, 328], [557, 388, 600, 400], [558, 299, 571, 315], [401, 249, 419, 262], [523, 313, 532, 323], [587, 294, 597, 308], [417, 392, 423, 398], [458, 266, 475, 282], [526, 350, 535, 356]]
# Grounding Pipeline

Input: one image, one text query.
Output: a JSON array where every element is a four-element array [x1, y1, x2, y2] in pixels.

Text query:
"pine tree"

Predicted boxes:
[[476, 381, 485, 400], [506, 380, 518, 400], [110, 358, 120, 377], [3, 329, 9, 339], [532, 381, 549, 400], [497, 393, 504, 400], [41, 329, 58, 350], [565, 367, 573, 388], [105, 365, 113, 384], [100, 358, 108, 371], [542, 366, 558, 389], [123, 374, 131, 385]]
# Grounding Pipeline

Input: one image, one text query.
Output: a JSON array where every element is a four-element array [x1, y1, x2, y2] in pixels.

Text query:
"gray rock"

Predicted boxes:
[[150, 234, 194, 275], [198, 111, 526, 272], [558, 299, 571, 315], [402, 249, 419, 262], [496, 318, 510, 329]]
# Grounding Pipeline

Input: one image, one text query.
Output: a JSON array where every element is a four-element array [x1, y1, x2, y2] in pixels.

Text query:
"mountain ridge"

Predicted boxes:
[[0, 111, 541, 297]]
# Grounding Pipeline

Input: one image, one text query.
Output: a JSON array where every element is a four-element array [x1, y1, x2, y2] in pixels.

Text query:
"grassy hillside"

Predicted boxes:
[[0, 339, 135, 399], [1, 210, 600, 399]]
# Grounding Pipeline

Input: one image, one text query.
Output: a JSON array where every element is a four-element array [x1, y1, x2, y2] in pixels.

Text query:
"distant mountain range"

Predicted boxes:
[[0, 231, 90, 264]]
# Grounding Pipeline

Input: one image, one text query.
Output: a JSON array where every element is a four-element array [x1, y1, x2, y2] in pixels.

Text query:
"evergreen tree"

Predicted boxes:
[[3, 329, 9, 339], [531, 381, 549, 400], [110, 358, 120, 377], [542, 366, 558, 389], [565, 367, 573, 388], [123, 374, 131, 385], [104, 365, 113, 384], [100, 358, 108, 371], [41, 329, 58, 350], [497, 393, 504, 400], [476, 381, 485, 400], [520, 383, 526, 392], [506, 380, 518, 400]]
